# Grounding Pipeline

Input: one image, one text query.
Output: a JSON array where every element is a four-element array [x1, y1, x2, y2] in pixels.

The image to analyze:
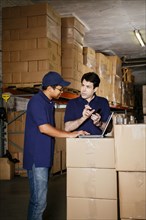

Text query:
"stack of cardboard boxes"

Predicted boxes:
[[83, 46, 96, 71], [115, 124, 146, 219], [66, 138, 117, 219], [61, 16, 85, 91], [121, 68, 135, 107], [96, 53, 122, 105], [66, 124, 146, 219], [2, 3, 61, 88]]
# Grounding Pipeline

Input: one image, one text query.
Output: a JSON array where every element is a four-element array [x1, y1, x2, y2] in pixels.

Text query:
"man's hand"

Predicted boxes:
[[91, 113, 101, 126], [82, 105, 95, 119], [70, 130, 90, 138], [83, 105, 102, 127]]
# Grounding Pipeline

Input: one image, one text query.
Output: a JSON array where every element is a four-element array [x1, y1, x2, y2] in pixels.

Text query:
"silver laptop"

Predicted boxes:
[[79, 112, 114, 138]]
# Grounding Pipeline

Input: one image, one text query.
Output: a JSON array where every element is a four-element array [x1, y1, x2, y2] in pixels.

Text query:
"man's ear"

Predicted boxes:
[[47, 86, 53, 91], [94, 87, 98, 93]]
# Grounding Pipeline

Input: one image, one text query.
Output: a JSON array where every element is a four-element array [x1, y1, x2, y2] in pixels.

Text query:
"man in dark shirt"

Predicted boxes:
[[64, 72, 113, 135], [23, 71, 87, 220]]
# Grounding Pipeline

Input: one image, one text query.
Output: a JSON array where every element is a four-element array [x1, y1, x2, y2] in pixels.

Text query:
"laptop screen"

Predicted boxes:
[[100, 112, 114, 137]]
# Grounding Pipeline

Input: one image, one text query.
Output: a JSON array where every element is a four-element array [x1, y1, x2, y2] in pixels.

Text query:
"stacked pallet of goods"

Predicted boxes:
[[122, 67, 135, 107], [83, 46, 96, 72], [2, 3, 63, 175], [2, 3, 61, 88], [66, 138, 117, 220], [114, 124, 146, 219], [95, 53, 122, 106], [61, 16, 85, 91]]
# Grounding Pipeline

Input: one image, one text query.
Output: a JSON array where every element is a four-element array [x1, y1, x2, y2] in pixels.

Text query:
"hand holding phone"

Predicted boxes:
[[94, 108, 101, 114]]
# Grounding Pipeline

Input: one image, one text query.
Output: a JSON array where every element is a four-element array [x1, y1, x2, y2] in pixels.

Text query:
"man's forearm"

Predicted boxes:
[[65, 116, 86, 131]]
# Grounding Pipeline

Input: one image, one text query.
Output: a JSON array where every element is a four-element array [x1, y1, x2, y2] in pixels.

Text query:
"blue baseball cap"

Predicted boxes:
[[42, 71, 70, 87]]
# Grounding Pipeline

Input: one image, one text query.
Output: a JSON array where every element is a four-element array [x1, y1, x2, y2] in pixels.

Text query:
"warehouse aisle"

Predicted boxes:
[[0, 172, 66, 220]]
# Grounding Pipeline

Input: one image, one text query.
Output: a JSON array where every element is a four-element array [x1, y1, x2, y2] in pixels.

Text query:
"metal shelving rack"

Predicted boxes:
[[0, 80, 4, 157]]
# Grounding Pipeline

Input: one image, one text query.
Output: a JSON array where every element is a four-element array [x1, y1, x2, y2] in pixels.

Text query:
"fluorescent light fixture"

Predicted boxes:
[[134, 30, 145, 47]]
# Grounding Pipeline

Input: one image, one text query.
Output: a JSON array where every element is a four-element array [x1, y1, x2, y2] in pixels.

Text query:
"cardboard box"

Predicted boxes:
[[61, 150, 66, 170], [96, 52, 110, 77], [108, 55, 122, 77], [114, 124, 146, 171], [108, 74, 122, 104], [62, 27, 84, 45], [51, 151, 61, 174], [0, 158, 15, 180], [143, 107, 146, 114], [55, 138, 66, 152], [67, 167, 117, 199], [120, 219, 143, 220], [61, 17, 85, 36], [83, 47, 96, 70], [66, 138, 115, 168], [67, 197, 117, 219], [119, 171, 146, 219], [144, 115, 146, 124]]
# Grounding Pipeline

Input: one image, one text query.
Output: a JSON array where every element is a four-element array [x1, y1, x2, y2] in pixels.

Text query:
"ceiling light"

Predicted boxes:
[[134, 30, 145, 47]]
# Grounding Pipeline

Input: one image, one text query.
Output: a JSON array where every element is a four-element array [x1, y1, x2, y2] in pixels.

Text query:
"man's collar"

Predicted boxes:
[[79, 94, 96, 104]]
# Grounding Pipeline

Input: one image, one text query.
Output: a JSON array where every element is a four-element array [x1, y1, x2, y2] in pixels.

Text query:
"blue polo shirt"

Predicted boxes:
[[23, 91, 55, 170], [64, 95, 111, 135]]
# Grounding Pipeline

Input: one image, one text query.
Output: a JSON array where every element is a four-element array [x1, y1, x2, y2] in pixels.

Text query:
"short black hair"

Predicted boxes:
[[42, 85, 47, 90], [81, 72, 100, 88]]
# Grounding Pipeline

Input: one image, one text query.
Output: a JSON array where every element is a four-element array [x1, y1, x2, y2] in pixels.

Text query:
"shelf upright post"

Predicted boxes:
[[0, 80, 4, 157]]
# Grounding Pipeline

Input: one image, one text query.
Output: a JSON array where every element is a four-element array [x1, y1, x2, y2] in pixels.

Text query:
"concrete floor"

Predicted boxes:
[[0, 172, 66, 220]]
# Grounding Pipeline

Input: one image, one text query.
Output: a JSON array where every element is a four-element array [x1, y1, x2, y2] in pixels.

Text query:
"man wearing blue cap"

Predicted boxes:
[[23, 71, 88, 220]]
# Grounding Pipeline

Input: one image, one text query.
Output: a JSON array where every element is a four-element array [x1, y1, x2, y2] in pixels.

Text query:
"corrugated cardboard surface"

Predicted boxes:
[[114, 124, 146, 171], [119, 171, 146, 219], [67, 197, 117, 219], [0, 158, 15, 180], [66, 138, 115, 168], [67, 167, 117, 199]]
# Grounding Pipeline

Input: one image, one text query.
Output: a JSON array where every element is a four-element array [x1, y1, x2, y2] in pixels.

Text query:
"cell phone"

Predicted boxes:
[[95, 108, 101, 114]]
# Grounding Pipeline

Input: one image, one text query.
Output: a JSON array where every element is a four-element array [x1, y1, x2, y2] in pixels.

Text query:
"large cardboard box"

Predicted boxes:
[[0, 158, 15, 180], [61, 16, 85, 36], [96, 52, 110, 77], [108, 55, 122, 77], [67, 197, 117, 220], [66, 138, 115, 168], [67, 167, 117, 199], [83, 47, 96, 70], [119, 171, 146, 219], [51, 151, 61, 174], [114, 124, 146, 171]]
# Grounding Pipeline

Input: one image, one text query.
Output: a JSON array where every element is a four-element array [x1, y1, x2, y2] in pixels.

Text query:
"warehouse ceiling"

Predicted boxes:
[[31, 0, 146, 59], [31, 0, 146, 84]]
